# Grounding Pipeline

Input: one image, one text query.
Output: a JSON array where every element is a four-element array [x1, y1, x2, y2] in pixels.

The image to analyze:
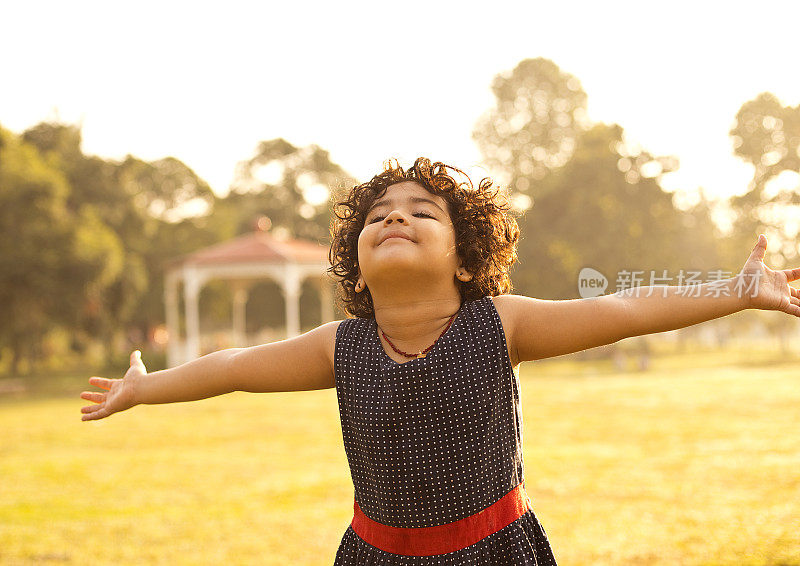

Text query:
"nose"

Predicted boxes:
[[383, 210, 406, 224]]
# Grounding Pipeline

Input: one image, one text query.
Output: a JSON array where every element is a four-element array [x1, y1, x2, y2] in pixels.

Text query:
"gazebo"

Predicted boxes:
[[164, 224, 333, 367]]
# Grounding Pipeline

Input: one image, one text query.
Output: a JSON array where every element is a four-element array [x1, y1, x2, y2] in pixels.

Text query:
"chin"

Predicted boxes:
[[369, 253, 421, 273], [368, 256, 456, 283]]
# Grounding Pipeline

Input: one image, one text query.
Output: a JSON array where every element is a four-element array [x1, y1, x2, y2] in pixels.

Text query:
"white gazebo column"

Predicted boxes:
[[165, 270, 181, 368], [281, 265, 301, 339], [320, 278, 334, 322], [183, 267, 203, 361], [231, 280, 250, 347]]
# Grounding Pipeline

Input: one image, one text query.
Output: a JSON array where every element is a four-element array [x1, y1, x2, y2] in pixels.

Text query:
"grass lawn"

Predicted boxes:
[[0, 346, 798, 565]]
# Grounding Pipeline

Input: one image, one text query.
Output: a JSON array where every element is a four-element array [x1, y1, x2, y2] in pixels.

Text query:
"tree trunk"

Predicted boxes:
[[10, 348, 21, 377]]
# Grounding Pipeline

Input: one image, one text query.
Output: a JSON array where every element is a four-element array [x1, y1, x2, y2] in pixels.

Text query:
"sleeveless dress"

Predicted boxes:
[[332, 296, 558, 565]]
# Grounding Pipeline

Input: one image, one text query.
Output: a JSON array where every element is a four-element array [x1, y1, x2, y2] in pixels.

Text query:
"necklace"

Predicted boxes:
[[380, 313, 457, 359]]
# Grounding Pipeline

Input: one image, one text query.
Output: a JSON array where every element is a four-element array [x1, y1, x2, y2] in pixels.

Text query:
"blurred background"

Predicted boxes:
[[1, 1, 799, 565], [2, 0, 800, 374]]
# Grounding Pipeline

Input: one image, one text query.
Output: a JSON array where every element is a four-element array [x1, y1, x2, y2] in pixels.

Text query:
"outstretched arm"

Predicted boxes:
[[80, 320, 340, 421], [495, 235, 800, 364]]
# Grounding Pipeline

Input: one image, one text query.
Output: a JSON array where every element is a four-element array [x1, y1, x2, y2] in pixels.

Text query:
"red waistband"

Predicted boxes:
[[350, 483, 531, 556]]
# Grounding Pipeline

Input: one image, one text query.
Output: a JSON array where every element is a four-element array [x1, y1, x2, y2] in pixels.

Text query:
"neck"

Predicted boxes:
[[369, 280, 462, 354]]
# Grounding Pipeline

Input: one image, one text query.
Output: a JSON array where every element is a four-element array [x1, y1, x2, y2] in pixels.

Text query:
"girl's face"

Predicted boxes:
[[356, 181, 462, 288]]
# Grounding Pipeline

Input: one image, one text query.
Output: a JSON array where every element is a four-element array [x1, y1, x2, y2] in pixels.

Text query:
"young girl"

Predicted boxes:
[[81, 158, 800, 565]]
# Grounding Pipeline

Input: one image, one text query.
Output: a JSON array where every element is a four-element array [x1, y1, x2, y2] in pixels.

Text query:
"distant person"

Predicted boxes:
[[81, 158, 800, 565]]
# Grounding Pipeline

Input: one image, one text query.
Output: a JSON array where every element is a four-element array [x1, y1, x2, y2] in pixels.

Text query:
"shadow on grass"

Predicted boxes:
[[733, 356, 800, 368]]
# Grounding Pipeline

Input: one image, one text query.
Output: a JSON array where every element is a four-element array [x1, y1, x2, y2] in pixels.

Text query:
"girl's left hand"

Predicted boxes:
[[739, 234, 800, 316]]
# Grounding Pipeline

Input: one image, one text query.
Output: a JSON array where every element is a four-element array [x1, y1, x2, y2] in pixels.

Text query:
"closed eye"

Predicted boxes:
[[367, 211, 435, 224]]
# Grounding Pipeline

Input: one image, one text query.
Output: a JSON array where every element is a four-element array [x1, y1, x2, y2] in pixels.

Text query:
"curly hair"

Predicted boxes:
[[328, 157, 520, 318]]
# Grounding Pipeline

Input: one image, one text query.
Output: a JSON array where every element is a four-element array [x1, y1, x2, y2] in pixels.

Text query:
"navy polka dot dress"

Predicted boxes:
[[333, 296, 558, 565]]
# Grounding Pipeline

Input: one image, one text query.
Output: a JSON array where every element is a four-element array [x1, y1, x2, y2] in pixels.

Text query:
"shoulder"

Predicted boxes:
[[229, 320, 345, 393], [328, 316, 376, 361], [489, 293, 550, 325], [286, 320, 344, 374], [489, 293, 542, 321], [487, 294, 524, 367], [488, 294, 522, 326], [488, 294, 548, 366], [331, 316, 372, 341], [309, 319, 344, 340], [313, 320, 344, 367]]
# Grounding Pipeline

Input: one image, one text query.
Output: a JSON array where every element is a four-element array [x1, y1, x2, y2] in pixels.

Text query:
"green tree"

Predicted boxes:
[[114, 155, 216, 224], [473, 57, 590, 196], [728, 92, 800, 351], [511, 123, 720, 300], [221, 138, 356, 242], [0, 126, 123, 373], [22, 123, 146, 348], [729, 92, 800, 268], [111, 156, 218, 340], [22, 122, 217, 360], [473, 59, 719, 301]]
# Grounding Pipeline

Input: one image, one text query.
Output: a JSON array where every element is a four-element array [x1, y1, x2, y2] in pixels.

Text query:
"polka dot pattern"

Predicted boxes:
[[332, 297, 557, 564]]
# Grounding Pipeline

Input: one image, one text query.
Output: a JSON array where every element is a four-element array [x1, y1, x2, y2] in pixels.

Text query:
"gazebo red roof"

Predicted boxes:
[[174, 230, 329, 268]]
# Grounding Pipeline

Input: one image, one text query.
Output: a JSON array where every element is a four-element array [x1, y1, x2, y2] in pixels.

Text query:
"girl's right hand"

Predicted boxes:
[[80, 350, 145, 421]]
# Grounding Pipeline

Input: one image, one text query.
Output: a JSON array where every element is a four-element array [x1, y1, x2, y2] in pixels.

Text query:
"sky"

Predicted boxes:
[[3, 0, 799, 209]]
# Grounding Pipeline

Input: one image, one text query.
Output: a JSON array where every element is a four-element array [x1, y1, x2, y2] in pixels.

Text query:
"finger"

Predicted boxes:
[[82, 407, 109, 421], [130, 350, 148, 374], [81, 403, 104, 414], [88, 377, 114, 390], [82, 392, 106, 403], [131, 350, 144, 367], [781, 267, 800, 282], [80, 392, 106, 403], [751, 234, 767, 259]]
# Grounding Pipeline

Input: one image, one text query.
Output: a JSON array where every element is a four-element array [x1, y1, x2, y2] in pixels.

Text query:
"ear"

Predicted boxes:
[[355, 274, 366, 293], [456, 267, 473, 282]]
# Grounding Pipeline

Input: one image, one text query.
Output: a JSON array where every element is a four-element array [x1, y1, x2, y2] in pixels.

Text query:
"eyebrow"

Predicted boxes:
[[367, 196, 446, 215]]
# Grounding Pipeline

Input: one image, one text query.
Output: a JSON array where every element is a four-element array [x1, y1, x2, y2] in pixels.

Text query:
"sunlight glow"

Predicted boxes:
[[763, 170, 800, 200], [254, 161, 284, 185], [304, 183, 330, 206], [2, 2, 800, 210]]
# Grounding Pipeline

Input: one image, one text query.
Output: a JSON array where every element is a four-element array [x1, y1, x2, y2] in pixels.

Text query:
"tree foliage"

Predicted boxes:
[[2, 121, 216, 372], [513, 123, 720, 299], [725, 92, 800, 346], [222, 138, 355, 242], [0, 126, 123, 373], [473, 58, 590, 196], [115, 155, 216, 224], [473, 58, 719, 301], [729, 92, 800, 267], [2, 123, 354, 373]]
